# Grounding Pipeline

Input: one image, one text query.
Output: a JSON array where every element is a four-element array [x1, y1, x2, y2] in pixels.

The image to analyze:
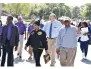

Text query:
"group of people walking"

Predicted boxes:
[[0, 13, 91, 67]]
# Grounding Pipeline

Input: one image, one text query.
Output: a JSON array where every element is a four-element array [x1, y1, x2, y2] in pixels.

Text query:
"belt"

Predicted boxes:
[[19, 33, 24, 35], [47, 37, 55, 39], [38, 48, 43, 49], [19, 32, 24, 35]]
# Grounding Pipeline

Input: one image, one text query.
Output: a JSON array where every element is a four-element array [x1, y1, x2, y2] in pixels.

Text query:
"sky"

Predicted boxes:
[[1, 0, 91, 7], [64, 0, 91, 7]]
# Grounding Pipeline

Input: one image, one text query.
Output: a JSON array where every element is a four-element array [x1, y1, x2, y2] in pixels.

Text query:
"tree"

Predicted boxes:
[[82, 3, 91, 20], [2, 3, 73, 19], [72, 6, 81, 19], [64, 5, 72, 18], [2, 3, 31, 17]]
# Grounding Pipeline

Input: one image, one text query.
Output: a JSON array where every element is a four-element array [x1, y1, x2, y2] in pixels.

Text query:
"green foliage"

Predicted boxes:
[[2, 3, 72, 19], [72, 6, 81, 19], [4, 3, 91, 20], [3, 3, 31, 17], [82, 3, 91, 20]]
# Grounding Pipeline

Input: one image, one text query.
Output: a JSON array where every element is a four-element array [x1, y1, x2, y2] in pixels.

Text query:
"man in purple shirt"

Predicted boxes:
[[40, 23, 44, 29], [28, 24, 34, 34], [1, 16, 19, 66], [0, 20, 3, 57], [15, 16, 26, 59], [26, 24, 34, 61]]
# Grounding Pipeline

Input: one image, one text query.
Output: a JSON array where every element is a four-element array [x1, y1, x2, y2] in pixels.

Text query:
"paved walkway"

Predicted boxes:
[[1, 41, 91, 67]]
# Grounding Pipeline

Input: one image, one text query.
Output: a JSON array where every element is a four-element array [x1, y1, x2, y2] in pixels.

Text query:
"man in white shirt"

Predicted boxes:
[[43, 13, 62, 66]]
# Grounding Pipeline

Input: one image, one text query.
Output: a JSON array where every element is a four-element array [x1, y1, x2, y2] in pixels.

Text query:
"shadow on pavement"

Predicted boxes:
[[26, 59, 35, 64], [81, 58, 91, 64], [14, 57, 25, 64]]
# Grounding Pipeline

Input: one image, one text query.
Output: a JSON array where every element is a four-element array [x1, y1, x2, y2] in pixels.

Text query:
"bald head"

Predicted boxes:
[[18, 16, 23, 22]]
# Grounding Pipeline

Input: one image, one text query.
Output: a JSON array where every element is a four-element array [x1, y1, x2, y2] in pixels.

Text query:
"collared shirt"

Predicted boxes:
[[7, 24, 13, 40], [0, 25, 3, 35], [28, 24, 34, 33], [15, 22, 26, 34], [56, 26, 78, 49], [43, 20, 62, 38]]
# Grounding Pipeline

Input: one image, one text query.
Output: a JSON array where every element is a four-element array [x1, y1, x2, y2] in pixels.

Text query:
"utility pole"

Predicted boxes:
[[0, 3, 2, 19]]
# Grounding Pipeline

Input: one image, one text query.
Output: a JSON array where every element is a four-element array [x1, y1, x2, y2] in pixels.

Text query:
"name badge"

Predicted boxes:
[[37, 31, 42, 35]]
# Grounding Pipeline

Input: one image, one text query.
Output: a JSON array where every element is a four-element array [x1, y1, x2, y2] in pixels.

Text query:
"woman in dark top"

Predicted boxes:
[[25, 20, 48, 66], [78, 22, 89, 58]]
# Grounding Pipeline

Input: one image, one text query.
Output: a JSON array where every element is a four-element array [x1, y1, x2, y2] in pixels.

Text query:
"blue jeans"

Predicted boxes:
[[80, 41, 89, 57]]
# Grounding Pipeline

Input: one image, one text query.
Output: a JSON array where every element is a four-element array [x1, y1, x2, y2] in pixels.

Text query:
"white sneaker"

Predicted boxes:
[[50, 61, 56, 66], [56, 55, 60, 60], [82, 53, 85, 58]]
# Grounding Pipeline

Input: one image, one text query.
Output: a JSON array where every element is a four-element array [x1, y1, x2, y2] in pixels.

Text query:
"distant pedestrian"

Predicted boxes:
[[79, 22, 89, 58], [26, 21, 34, 61], [0, 20, 3, 57], [15, 16, 26, 59]]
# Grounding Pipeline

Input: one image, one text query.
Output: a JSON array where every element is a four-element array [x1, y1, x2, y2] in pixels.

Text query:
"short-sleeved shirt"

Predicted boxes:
[[28, 25, 34, 33], [15, 22, 26, 34], [40, 24, 44, 29]]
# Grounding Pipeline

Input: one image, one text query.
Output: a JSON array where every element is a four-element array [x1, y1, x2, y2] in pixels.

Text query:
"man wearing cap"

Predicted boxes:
[[15, 16, 26, 59], [43, 13, 62, 66], [25, 20, 48, 66], [1, 16, 19, 66], [56, 17, 80, 66]]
